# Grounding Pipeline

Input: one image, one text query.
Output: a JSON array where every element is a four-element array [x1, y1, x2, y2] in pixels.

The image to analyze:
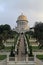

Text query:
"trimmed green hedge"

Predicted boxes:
[[25, 34, 33, 56], [14, 34, 19, 49], [32, 46, 39, 50], [36, 55, 43, 60], [4, 46, 12, 51], [0, 55, 7, 60]]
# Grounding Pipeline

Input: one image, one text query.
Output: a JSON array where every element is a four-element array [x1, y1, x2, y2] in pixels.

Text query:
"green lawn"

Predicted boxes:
[[0, 55, 7, 60], [32, 46, 38, 49], [32, 46, 39, 51], [4, 46, 12, 51], [36, 55, 43, 60], [32, 46, 43, 51]]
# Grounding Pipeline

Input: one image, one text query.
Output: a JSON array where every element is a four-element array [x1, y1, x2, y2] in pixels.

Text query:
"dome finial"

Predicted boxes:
[[21, 11, 23, 15], [21, 12, 23, 15]]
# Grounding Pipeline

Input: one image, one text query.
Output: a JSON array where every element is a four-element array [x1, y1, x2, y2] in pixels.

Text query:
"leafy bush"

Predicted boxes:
[[9, 46, 15, 57]]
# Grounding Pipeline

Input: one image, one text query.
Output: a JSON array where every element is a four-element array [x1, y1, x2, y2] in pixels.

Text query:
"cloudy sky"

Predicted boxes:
[[0, 0, 43, 28]]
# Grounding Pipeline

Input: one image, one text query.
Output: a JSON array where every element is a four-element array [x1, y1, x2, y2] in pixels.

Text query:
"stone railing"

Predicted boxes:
[[15, 35, 20, 52], [7, 60, 35, 65], [24, 35, 29, 52], [0, 59, 7, 65], [36, 58, 43, 65], [9, 57, 15, 61]]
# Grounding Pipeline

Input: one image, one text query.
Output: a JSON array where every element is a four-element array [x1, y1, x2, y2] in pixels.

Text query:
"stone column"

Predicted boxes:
[[34, 53, 36, 62], [26, 54, 28, 62], [15, 55, 17, 62], [7, 53, 9, 62]]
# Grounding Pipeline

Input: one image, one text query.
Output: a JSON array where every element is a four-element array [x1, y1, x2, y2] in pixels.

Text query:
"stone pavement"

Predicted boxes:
[[17, 35, 26, 61]]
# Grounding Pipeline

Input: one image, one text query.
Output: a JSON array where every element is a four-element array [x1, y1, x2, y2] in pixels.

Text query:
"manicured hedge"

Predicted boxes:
[[0, 55, 7, 60], [25, 34, 33, 56], [36, 55, 43, 60]]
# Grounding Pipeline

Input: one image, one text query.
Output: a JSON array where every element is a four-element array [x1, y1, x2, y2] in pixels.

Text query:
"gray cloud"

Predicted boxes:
[[0, 0, 43, 28]]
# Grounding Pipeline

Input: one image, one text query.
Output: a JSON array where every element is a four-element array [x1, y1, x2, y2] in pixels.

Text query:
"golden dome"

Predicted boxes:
[[17, 13, 28, 21]]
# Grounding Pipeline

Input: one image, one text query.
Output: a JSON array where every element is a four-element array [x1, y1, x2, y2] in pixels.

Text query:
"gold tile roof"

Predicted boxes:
[[17, 14, 28, 21]]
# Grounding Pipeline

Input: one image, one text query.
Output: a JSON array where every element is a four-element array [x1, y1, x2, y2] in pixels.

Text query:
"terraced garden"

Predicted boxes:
[[0, 55, 7, 60], [36, 55, 43, 60]]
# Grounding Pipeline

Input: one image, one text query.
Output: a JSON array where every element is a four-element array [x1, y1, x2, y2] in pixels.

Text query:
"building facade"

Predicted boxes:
[[15, 13, 29, 33]]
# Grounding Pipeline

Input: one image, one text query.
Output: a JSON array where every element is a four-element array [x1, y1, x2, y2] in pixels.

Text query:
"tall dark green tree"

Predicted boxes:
[[34, 22, 43, 48]]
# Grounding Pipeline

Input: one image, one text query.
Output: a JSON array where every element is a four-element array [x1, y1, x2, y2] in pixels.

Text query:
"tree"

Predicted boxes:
[[0, 25, 4, 34], [0, 24, 12, 49], [0, 35, 5, 50], [9, 46, 15, 57], [3, 24, 11, 31], [29, 46, 33, 56], [34, 22, 43, 48]]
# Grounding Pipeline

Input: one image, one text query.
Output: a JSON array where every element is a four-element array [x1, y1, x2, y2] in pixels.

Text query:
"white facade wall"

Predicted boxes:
[[16, 20, 29, 33]]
